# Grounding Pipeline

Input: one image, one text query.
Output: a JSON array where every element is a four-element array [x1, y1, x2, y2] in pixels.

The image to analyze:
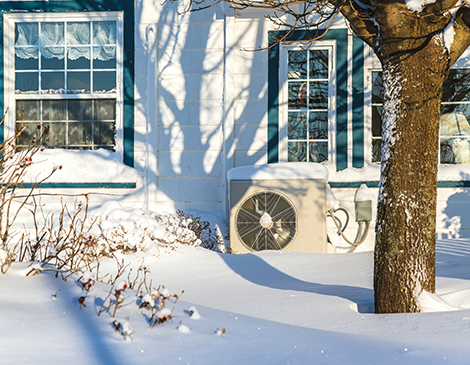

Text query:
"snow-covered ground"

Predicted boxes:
[[1, 236, 470, 364]]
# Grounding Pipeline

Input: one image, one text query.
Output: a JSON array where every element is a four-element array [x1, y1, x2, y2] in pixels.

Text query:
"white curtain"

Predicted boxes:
[[15, 21, 116, 61]]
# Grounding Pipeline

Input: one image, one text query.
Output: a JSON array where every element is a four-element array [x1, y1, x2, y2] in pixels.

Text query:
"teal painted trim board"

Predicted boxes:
[[352, 37, 364, 168], [18, 182, 136, 189], [267, 32, 280, 164], [329, 181, 470, 188], [268, 29, 350, 171], [0, 1, 135, 167], [329, 181, 379, 188]]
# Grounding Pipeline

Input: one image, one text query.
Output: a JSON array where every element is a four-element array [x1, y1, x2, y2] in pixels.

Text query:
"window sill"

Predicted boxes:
[[22, 149, 137, 187], [327, 163, 381, 183], [326, 163, 470, 188]]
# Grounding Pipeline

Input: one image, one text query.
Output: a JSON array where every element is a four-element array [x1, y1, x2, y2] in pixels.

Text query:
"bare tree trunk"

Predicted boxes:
[[374, 31, 449, 313]]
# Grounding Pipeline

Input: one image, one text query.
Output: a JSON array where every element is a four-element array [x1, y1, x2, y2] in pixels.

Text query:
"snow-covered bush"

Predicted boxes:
[[8, 200, 223, 278], [93, 203, 222, 255], [112, 319, 134, 342], [137, 285, 183, 329]]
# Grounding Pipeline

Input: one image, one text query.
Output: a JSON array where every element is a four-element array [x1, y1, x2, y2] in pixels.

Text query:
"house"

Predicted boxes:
[[2, 0, 470, 252]]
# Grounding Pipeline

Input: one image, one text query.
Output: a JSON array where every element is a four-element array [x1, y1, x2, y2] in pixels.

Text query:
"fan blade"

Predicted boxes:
[[271, 205, 296, 223]]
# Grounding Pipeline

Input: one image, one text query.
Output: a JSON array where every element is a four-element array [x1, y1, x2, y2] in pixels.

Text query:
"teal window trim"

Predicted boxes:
[[328, 181, 470, 188], [0, 0, 135, 167], [19, 182, 136, 189], [352, 36, 364, 168], [268, 29, 365, 171], [329, 181, 378, 188]]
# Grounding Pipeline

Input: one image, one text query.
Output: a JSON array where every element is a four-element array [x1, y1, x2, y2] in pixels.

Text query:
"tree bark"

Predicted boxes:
[[374, 13, 450, 312]]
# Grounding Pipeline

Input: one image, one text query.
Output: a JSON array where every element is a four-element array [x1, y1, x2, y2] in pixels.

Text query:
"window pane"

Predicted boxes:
[[93, 46, 116, 68], [16, 48, 38, 70], [309, 141, 328, 162], [309, 81, 328, 109], [15, 23, 39, 46], [442, 69, 470, 102], [93, 21, 116, 45], [41, 48, 65, 69], [288, 50, 307, 79], [372, 106, 382, 137], [288, 112, 307, 140], [44, 122, 66, 146], [440, 107, 470, 137], [68, 47, 91, 69], [40, 22, 64, 45], [93, 71, 116, 92], [16, 100, 40, 121], [67, 22, 90, 45], [68, 100, 92, 120], [288, 82, 307, 109], [309, 112, 328, 139], [95, 99, 116, 120], [372, 139, 382, 163], [440, 138, 470, 164], [15, 122, 38, 145], [94, 122, 115, 146], [68, 71, 91, 92], [372, 72, 383, 104], [42, 100, 66, 120], [288, 142, 307, 162], [16, 72, 39, 92], [309, 50, 328, 79], [68, 122, 92, 146], [41, 72, 65, 91]]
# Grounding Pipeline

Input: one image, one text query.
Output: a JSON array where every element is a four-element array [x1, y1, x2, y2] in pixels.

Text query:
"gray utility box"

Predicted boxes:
[[356, 200, 372, 222], [229, 179, 327, 254]]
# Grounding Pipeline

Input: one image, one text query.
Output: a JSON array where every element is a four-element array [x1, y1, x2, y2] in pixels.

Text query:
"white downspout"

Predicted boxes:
[[145, 24, 158, 212], [222, 2, 235, 222]]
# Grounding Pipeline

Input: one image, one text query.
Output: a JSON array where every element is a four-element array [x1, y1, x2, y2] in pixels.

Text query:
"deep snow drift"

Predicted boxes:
[[1, 237, 470, 364]]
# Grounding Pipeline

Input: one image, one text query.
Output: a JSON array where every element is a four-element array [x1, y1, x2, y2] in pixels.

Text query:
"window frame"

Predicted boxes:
[[278, 41, 337, 164], [268, 29, 352, 172], [4, 11, 124, 156]]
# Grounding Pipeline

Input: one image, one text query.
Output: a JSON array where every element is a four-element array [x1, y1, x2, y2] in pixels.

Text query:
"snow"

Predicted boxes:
[[322, 163, 470, 183], [405, 0, 437, 12], [0, 248, 8, 261], [328, 163, 381, 182], [443, 20, 455, 52], [1, 237, 470, 363], [355, 183, 374, 202], [23, 149, 137, 183], [326, 184, 340, 211], [228, 162, 328, 181], [177, 324, 191, 333]]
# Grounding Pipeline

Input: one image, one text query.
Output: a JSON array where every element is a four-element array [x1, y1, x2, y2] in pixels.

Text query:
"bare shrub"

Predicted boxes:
[[0, 112, 60, 272]]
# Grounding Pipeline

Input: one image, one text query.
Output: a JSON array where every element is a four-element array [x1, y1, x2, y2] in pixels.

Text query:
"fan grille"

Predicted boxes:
[[236, 190, 297, 251]]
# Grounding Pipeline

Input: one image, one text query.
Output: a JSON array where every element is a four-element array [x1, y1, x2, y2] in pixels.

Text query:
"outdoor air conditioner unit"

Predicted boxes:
[[229, 176, 328, 254]]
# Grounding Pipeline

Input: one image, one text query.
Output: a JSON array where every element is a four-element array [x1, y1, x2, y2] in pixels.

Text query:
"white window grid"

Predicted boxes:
[[279, 41, 336, 164], [4, 12, 124, 154]]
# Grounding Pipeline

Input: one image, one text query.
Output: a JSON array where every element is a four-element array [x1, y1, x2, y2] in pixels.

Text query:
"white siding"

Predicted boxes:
[[135, 0, 227, 213]]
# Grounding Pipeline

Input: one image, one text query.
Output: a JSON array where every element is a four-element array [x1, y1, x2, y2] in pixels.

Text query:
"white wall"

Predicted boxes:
[[135, 0, 228, 214], [232, 16, 270, 168]]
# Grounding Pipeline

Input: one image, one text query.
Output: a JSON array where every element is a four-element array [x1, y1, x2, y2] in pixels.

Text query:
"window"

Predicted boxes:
[[280, 44, 335, 163], [371, 70, 470, 164], [440, 70, 470, 164], [370, 71, 383, 163], [5, 13, 123, 151]]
